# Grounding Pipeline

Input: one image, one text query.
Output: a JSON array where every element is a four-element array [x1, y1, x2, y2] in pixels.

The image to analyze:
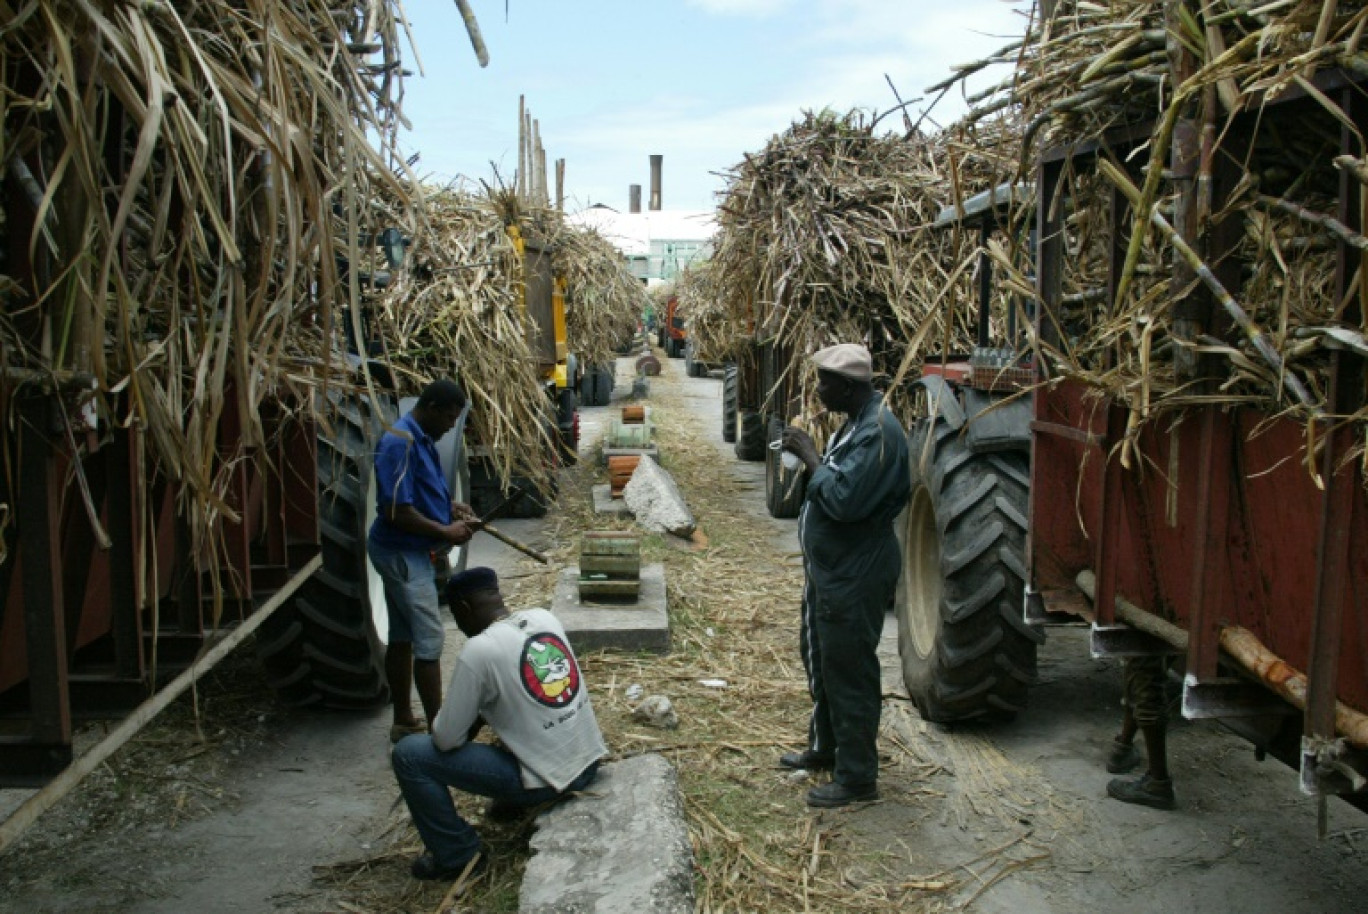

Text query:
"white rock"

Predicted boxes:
[[623, 455, 696, 537], [632, 694, 679, 730]]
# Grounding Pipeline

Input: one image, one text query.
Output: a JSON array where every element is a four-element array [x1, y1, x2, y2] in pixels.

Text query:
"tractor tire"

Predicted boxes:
[[764, 416, 806, 518], [734, 409, 766, 461], [721, 366, 738, 443], [257, 394, 397, 710], [556, 387, 579, 466], [894, 417, 1042, 722]]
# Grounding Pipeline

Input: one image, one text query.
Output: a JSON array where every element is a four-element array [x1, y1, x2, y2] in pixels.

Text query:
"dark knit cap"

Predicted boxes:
[[445, 566, 499, 604]]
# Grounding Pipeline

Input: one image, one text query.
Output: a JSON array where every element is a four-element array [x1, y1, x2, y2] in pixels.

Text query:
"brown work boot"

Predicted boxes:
[[1107, 773, 1176, 810], [1105, 739, 1142, 774]]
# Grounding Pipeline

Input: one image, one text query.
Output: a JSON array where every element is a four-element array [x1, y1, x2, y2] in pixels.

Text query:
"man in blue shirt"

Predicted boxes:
[[369, 379, 480, 743]]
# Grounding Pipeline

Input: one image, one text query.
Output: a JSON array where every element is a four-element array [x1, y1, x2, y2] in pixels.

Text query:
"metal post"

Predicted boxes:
[[17, 395, 72, 756]]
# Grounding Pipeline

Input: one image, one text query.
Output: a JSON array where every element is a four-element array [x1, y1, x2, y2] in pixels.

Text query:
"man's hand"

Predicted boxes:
[[442, 519, 481, 546], [451, 501, 479, 524], [781, 426, 821, 474]]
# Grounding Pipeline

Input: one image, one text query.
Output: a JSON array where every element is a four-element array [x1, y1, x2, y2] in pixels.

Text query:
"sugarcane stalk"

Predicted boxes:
[[1254, 193, 1368, 250], [1100, 159, 1322, 415], [451, 0, 489, 67]]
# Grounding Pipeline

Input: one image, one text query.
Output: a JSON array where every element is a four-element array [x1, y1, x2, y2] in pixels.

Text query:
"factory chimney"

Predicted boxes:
[[649, 155, 662, 211], [629, 184, 642, 214]]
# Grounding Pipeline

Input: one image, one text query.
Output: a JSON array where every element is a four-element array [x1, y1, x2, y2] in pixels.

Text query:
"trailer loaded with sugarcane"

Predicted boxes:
[[896, 0, 1368, 816], [0, 0, 643, 812], [705, 1, 1368, 816]]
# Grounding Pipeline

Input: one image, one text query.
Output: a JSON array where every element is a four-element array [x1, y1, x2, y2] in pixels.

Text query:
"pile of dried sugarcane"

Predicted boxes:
[[371, 183, 647, 489], [670, 260, 731, 364], [556, 223, 649, 368], [712, 108, 1023, 418], [959, 1, 1368, 467], [0, 0, 415, 572]]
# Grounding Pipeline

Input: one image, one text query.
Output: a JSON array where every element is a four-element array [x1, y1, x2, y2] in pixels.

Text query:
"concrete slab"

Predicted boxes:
[[590, 484, 631, 516], [520, 754, 694, 914], [551, 564, 669, 654], [601, 443, 659, 466]]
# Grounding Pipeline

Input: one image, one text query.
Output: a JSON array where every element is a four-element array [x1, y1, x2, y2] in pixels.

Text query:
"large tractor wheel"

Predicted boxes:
[[895, 416, 1042, 722], [257, 394, 397, 709], [734, 409, 766, 461], [721, 366, 738, 443], [764, 416, 806, 518]]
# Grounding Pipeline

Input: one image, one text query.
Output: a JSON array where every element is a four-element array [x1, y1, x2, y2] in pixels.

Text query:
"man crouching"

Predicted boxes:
[[391, 566, 607, 881]]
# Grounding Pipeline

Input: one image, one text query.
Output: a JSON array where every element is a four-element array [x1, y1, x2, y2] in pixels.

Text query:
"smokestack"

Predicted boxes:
[[629, 184, 642, 213], [649, 154, 662, 211]]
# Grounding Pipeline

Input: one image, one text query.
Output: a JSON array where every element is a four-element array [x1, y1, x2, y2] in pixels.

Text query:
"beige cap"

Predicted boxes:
[[811, 343, 872, 382]]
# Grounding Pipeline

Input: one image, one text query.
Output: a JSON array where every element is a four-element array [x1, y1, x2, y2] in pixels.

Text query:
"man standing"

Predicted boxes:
[[1105, 656, 1177, 809], [391, 567, 607, 880], [368, 378, 480, 743], [778, 343, 910, 808]]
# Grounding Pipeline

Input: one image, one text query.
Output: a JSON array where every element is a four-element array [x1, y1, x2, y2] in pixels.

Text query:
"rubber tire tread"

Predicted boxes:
[[764, 415, 806, 518], [897, 416, 1041, 722], [256, 392, 395, 710], [721, 366, 738, 443], [734, 409, 766, 461]]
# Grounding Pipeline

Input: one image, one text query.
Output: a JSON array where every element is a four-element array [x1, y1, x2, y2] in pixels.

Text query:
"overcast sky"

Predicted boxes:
[[396, 1, 1032, 213]]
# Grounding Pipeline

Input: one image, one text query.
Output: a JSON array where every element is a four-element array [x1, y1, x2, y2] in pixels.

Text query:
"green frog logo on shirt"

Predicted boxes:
[[520, 633, 581, 707]]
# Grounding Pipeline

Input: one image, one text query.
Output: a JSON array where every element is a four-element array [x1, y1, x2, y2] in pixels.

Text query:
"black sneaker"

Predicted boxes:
[[410, 850, 489, 881], [1105, 739, 1142, 774], [1107, 774, 1176, 810], [779, 750, 835, 771], [806, 782, 878, 808]]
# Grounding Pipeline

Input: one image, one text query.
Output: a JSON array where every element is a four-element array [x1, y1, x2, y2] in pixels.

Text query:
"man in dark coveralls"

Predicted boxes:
[[777, 343, 910, 808]]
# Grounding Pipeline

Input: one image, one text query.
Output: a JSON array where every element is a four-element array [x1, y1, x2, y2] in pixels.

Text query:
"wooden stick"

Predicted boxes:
[[480, 523, 550, 564], [0, 554, 323, 855]]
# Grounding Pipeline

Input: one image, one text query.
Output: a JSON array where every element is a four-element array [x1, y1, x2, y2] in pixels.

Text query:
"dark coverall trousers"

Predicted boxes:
[[800, 574, 891, 789]]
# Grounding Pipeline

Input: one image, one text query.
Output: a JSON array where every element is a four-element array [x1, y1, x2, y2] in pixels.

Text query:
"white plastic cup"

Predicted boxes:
[[770, 439, 804, 472]]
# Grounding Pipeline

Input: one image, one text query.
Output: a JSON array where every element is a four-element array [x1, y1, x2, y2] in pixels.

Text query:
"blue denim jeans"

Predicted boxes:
[[391, 735, 599, 868]]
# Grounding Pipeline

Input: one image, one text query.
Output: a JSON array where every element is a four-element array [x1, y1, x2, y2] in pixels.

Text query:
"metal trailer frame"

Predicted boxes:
[[1028, 70, 1368, 809], [0, 388, 321, 785]]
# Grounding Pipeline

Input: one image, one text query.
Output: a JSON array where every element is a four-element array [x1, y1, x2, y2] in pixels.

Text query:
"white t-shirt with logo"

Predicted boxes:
[[431, 608, 608, 791]]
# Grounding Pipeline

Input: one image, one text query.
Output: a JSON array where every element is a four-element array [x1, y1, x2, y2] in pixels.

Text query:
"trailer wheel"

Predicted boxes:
[[258, 394, 396, 709], [556, 387, 579, 466], [895, 417, 1042, 722], [764, 416, 806, 518], [721, 366, 738, 443], [734, 409, 766, 461]]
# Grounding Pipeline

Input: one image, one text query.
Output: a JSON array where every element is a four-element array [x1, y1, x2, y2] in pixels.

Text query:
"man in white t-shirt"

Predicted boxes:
[[391, 566, 608, 881]]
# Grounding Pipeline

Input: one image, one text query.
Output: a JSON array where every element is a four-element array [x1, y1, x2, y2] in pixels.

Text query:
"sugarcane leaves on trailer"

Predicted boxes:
[[0, 1, 415, 592]]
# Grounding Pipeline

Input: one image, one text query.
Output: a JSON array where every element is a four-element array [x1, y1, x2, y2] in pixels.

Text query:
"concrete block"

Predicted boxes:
[[622, 456, 695, 537], [590, 484, 631, 516], [551, 564, 668, 654], [520, 754, 694, 914]]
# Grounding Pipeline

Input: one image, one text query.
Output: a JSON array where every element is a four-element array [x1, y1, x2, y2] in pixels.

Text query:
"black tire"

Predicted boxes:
[[895, 416, 1042, 722], [764, 416, 805, 518], [257, 394, 396, 709], [734, 409, 766, 461], [721, 366, 738, 443], [556, 387, 579, 466]]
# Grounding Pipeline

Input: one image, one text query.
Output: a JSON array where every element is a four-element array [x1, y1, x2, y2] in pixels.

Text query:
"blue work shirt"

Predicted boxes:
[[368, 411, 452, 552]]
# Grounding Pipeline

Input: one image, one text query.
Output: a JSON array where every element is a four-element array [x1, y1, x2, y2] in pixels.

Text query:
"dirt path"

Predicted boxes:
[[2, 349, 1366, 913]]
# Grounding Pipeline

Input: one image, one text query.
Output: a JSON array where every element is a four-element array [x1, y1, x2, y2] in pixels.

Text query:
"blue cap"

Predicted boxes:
[[445, 566, 499, 604]]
